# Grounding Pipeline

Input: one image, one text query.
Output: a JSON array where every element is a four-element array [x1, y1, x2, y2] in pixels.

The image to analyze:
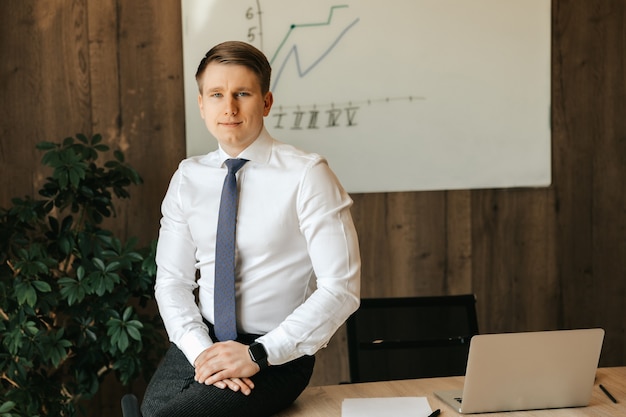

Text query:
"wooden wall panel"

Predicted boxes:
[[1, 1, 184, 415], [0, 1, 92, 203], [351, 192, 449, 298], [552, 0, 626, 365], [586, 1, 626, 367], [471, 189, 558, 333], [444, 190, 473, 295], [552, 1, 602, 329], [87, 0, 121, 147], [113, 0, 186, 245], [2, 1, 626, 416]]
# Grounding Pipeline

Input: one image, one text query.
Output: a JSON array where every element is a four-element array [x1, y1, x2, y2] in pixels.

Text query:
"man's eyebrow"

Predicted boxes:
[[205, 86, 253, 92]]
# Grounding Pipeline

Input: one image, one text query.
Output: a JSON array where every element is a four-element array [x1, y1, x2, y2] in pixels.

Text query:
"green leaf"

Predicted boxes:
[[41, 329, 72, 367], [4, 328, 24, 354], [25, 286, 37, 306], [32, 280, 52, 293], [57, 170, 69, 188], [69, 168, 81, 188], [126, 252, 144, 262], [24, 320, 39, 336], [90, 133, 102, 144], [126, 325, 142, 341], [105, 261, 121, 273], [36, 141, 57, 150], [15, 281, 37, 306], [0, 400, 16, 413], [92, 258, 106, 270], [41, 149, 60, 166], [48, 215, 59, 231], [63, 136, 75, 146], [122, 306, 133, 321], [59, 277, 86, 305], [114, 150, 125, 162], [127, 320, 144, 328], [117, 331, 129, 352], [59, 236, 72, 255]]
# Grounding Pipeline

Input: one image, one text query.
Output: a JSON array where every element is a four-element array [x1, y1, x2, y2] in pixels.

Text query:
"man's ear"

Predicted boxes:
[[198, 93, 205, 119], [263, 92, 274, 116]]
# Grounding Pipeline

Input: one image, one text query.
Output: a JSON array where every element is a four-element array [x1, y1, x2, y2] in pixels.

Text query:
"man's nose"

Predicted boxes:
[[224, 97, 238, 116]]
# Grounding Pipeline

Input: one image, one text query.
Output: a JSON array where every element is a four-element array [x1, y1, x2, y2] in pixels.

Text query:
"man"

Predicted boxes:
[[141, 41, 361, 417]]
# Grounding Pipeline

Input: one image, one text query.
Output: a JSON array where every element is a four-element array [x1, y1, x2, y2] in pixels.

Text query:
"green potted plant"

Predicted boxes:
[[0, 134, 165, 416]]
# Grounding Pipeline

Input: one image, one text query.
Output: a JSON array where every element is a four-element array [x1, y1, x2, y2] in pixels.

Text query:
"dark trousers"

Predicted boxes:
[[141, 330, 315, 417]]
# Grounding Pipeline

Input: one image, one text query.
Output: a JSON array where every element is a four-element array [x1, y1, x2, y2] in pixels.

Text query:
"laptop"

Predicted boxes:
[[434, 328, 605, 414]]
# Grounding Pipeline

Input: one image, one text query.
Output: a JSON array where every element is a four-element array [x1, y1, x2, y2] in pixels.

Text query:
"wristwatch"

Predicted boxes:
[[248, 342, 269, 370]]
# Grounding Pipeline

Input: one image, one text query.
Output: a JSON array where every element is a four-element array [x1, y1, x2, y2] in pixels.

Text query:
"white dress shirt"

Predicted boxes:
[[155, 128, 361, 366]]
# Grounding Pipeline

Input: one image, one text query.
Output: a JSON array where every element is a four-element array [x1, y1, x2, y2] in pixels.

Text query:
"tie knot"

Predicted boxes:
[[225, 158, 248, 175]]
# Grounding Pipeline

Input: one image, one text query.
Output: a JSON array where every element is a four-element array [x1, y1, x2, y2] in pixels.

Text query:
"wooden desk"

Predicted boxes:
[[275, 367, 625, 417]]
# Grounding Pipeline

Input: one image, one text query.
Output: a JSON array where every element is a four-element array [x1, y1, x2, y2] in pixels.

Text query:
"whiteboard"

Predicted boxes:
[[181, 0, 551, 193]]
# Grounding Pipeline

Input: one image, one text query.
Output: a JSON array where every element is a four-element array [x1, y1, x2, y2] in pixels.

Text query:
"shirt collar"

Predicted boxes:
[[215, 127, 273, 167]]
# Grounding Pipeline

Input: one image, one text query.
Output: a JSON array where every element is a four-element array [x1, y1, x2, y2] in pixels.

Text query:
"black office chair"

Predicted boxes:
[[346, 294, 479, 383]]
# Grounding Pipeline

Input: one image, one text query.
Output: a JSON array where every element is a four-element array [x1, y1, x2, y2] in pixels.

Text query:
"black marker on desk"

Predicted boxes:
[[427, 409, 441, 417], [599, 384, 618, 403]]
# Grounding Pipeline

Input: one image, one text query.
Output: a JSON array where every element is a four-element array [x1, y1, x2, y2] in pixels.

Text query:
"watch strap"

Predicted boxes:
[[248, 342, 269, 370]]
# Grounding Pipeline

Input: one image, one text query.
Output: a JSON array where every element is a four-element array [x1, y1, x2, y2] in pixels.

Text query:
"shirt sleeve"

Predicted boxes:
[[154, 167, 214, 365], [256, 158, 361, 365]]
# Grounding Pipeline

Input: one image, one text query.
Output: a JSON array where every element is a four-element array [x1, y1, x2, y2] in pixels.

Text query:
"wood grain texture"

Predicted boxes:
[[113, 0, 186, 245], [551, 0, 626, 364], [351, 191, 448, 298], [276, 367, 626, 417]]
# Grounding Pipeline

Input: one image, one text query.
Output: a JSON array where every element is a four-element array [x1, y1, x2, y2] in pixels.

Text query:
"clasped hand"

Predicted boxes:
[[194, 340, 260, 395]]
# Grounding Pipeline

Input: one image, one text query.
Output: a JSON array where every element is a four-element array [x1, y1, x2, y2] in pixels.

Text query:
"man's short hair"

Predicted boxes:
[[195, 41, 272, 95]]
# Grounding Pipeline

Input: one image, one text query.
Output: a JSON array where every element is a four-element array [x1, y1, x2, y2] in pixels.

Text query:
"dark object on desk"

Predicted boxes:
[[599, 384, 618, 403], [121, 394, 143, 417], [346, 294, 479, 383], [428, 408, 441, 417]]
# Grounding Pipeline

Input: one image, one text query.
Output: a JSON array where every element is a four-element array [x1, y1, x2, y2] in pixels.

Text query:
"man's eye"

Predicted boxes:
[[211, 93, 222, 98], [237, 92, 249, 97]]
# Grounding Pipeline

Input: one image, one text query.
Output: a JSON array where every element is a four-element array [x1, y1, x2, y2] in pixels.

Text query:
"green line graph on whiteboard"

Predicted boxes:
[[245, 3, 359, 94], [182, 0, 551, 193], [241, 1, 421, 117], [252, 4, 360, 93]]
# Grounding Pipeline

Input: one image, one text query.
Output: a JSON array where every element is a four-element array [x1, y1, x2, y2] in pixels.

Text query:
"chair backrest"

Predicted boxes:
[[346, 294, 479, 383]]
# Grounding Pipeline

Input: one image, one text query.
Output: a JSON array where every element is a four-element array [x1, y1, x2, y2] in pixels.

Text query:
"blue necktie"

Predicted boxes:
[[214, 158, 248, 341]]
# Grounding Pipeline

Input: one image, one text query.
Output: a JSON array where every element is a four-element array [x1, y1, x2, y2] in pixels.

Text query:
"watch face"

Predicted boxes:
[[249, 342, 267, 361]]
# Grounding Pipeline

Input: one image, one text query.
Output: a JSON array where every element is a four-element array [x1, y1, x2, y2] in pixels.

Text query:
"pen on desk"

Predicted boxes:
[[427, 409, 441, 417], [599, 384, 618, 403]]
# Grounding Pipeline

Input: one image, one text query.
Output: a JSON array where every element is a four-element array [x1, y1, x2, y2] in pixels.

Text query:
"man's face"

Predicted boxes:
[[198, 62, 273, 156]]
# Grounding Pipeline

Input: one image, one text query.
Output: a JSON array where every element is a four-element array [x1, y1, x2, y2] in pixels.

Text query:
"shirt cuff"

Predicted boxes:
[[178, 329, 215, 366], [257, 327, 302, 366]]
